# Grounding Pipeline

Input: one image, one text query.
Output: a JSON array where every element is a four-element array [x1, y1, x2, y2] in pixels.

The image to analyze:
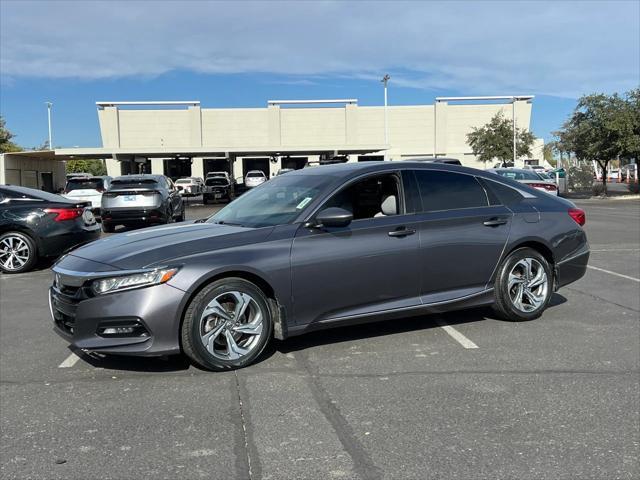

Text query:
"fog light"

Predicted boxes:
[[102, 327, 134, 335]]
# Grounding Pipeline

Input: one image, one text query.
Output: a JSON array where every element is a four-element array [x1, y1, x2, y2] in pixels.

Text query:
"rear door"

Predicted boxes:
[[411, 169, 512, 303]]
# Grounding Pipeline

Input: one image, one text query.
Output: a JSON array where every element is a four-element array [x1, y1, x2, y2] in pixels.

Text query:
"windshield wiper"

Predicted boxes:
[[215, 220, 245, 227]]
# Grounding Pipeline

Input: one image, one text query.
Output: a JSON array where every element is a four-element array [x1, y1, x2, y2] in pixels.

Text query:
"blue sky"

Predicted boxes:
[[1, 0, 638, 149]]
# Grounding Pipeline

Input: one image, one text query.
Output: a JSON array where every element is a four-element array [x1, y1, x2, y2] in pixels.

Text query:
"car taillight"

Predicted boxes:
[[44, 208, 83, 222], [568, 208, 586, 226], [530, 183, 557, 191]]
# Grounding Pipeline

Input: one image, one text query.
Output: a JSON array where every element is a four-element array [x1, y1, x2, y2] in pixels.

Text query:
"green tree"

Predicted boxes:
[[558, 90, 637, 195], [466, 112, 536, 166], [543, 143, 557, 167], [0, 116, 22, 153], [66, 159, 107, 176]]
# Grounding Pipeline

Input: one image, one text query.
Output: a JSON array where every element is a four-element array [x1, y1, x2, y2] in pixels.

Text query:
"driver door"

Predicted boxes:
[[290, 172, 421, 327]]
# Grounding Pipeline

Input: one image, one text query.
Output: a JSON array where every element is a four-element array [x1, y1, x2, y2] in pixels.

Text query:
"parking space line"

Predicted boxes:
[[438, 324, 479, 349], [58, 352, 81, 368], [587, 265, 640, 283]]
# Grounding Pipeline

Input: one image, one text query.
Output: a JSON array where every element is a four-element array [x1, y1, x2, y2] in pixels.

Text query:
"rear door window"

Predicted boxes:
[[414, 170, 489, 212]]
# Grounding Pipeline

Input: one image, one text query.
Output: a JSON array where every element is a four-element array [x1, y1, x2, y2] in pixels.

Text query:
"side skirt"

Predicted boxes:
[[285, 288, 495, 338]]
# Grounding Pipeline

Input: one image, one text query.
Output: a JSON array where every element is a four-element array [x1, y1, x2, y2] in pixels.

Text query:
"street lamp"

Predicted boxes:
[[45, 102, 53, 149], [381, 74, 390, 159]]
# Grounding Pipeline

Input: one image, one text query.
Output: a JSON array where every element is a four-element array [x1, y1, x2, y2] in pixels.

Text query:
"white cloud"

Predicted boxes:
[[1, 0, 638, 98]]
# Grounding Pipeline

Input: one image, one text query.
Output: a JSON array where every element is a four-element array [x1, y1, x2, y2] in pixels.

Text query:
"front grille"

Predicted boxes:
[[50, 283, 91, 336]]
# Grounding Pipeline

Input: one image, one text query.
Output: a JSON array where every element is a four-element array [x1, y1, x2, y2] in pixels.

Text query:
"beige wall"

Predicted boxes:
[[97, 100, 537, 169], [1, 154, 66, 191]]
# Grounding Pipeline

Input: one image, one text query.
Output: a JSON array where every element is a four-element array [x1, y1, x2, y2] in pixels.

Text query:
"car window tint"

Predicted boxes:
[[414, 170, 488, 212], [483, 179, 525, 206], [65, 179, 104, 191], [322, 173, 401, 220]]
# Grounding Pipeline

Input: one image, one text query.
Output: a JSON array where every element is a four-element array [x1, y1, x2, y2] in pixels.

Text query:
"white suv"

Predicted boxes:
[[63, 176, 112, 215], [175, 177, 203, 196], [245, 170, 267, 189]]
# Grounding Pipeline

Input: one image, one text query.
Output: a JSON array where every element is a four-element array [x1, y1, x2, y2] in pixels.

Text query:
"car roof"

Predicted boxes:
[[112, 174, 165, 182], [285, 160, 487, 178]]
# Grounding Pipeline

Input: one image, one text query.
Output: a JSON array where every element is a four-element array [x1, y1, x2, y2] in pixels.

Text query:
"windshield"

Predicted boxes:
[[494, 170, 543, 181], [208, 174, 332, 228], [111, 179, 159, 189], [65, 179, 105, 191], [247, 172, 265, 178], [206, 178, 228, 186], [175, 179, 192, 184]]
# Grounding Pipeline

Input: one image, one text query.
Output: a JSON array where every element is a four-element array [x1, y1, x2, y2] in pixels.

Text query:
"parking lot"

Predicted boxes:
[[1, 197, 638, 479]]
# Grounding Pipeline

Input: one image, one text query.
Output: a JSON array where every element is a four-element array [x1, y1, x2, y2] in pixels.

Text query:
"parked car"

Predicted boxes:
[[244, 170, 267, 188], [206, 171, 232, 183], [100, 174, 185, 233], [523, 165, 547, 173], [175, 177, 203, 196], [50, 162, 589, 371], [62, 176, 112, 216], [0, 185, 99, 274], [487, 168, 558, 195], [203, 176, 233, 204]]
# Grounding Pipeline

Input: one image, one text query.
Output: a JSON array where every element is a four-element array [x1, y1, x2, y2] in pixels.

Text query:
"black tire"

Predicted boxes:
[[0, 231, 38, 274], [493, 247, 553, 321], [181, 278, 273, 371], [101, 222, 115, 233], [176, 203, 185, 222]]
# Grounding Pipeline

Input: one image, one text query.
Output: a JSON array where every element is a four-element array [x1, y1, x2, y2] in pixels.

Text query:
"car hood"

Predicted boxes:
[[68, 222, 273, 270]]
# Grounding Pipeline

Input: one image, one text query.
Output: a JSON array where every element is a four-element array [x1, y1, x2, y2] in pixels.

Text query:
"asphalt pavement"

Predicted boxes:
[[1, 197, 638, 479]]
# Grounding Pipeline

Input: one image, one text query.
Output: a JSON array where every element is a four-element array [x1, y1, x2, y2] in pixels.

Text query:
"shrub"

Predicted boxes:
[[592, 183, 606, 196], [566, 163, 594, 191]]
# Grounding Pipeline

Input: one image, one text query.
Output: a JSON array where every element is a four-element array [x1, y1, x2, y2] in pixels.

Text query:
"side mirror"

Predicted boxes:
[[314, 207, 353, 228]]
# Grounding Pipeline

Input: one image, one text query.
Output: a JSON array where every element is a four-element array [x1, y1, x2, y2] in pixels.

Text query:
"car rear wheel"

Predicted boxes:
[[181, 278, 273, 371], [0, 232, 37, 274], [493, 247, 553, 321], [101, 222, 115, 233], [176, 204, 185, 222]]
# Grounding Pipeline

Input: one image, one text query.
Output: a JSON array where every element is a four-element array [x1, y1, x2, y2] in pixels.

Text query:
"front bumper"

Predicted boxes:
[[49, 281, 187, 356]]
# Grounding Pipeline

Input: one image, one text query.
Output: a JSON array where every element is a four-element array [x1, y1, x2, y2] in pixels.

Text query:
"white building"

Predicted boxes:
[[2, 96, 544, 190]]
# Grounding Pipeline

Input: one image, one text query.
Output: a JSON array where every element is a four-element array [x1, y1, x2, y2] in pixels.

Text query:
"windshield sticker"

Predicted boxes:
[[296, 197, 313, 210]]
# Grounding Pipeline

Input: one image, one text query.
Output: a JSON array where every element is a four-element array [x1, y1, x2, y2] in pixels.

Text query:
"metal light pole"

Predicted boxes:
[[512, 100, 516, 166], [46, 102, 53, 149], [381, 74, 390, 159]]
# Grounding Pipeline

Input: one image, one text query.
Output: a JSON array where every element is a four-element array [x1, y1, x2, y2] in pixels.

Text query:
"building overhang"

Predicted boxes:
[[53, 145, 388, 159]]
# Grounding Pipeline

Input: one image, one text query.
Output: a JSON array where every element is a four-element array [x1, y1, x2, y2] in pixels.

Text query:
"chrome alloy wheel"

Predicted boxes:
[[0, 234, 31, 271], [199, 291, 264, 360], [508, 258, 549, 313]]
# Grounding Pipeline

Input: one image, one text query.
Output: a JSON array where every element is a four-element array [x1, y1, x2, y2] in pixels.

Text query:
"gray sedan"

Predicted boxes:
[[50, 162, 589, 370]]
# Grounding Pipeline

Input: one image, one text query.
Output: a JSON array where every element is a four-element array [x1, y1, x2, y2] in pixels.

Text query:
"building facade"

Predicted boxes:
[[2, 96, 544, 190]]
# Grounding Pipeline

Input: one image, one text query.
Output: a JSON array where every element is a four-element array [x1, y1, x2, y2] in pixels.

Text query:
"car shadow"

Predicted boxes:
[[70, 293, 567, 372], [275, 293, 568, 354]]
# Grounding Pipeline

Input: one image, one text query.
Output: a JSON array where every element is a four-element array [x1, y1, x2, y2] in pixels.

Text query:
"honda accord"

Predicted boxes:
[[49, 162, 589, 370]]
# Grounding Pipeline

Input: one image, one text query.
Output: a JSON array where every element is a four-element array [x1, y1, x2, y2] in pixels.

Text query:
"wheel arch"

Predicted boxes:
[[177, 269, 286, 350], [507, 240, 555, 266]]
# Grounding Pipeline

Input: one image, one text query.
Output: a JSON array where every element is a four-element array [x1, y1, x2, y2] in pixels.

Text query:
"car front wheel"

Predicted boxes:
[[181, 278, 273, 371], [493, 247, 553, 321], [0, 232, 38, 274]]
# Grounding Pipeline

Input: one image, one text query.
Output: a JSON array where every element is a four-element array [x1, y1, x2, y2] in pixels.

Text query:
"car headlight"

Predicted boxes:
[[92, 268, 179, 295]]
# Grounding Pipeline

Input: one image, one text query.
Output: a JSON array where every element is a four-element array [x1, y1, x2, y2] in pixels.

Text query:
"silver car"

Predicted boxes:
[[100, 174, 185, 232]]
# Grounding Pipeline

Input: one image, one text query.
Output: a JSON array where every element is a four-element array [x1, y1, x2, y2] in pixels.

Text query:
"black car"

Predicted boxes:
[[51, 162, 589, 371], [0, 185, 100, 274], [203, 176, 233, 204], [100, 175, 185, 233]]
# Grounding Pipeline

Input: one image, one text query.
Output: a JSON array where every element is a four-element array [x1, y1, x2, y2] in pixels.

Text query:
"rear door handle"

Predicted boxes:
[[388, 227, 416, 237], [483, 217, 509, 227]]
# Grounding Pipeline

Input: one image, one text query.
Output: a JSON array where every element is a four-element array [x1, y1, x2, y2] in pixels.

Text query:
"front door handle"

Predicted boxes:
[[483, 217, 509, 227], [388, 227, 416, 237]]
